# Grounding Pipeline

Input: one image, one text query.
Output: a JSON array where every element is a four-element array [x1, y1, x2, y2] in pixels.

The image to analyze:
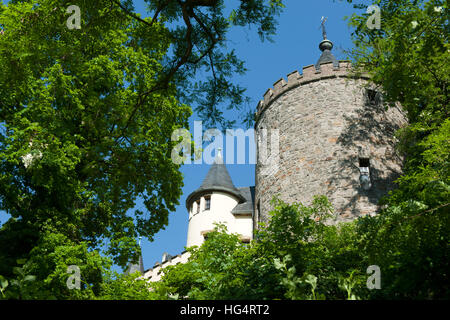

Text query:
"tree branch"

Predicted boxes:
[[113, 0, 196, 144], [111, 0, 154, 27]]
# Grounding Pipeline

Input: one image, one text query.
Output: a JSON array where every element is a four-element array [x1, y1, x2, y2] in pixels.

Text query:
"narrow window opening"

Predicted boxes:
[[257, 200, 261, 224], [358, 157, 372, 190], [366, 89, 383, 106], [359, 157, 370, 168], [196, 200, 200, 214], [204, 196, 211, 211]]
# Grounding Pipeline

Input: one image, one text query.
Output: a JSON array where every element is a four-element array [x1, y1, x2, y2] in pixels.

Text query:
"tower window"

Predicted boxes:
[[196, 200, 200, 214], [204, 196, 211, 211], [257, 200, 261, 224], [359, 157, 370, 168], [366, 89, 381, 105], [358, 157, 372, 190]]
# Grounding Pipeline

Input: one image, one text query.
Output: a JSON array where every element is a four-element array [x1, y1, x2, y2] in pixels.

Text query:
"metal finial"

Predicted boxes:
[[216, 148, 223, 163], [320, 16, 328, 40]]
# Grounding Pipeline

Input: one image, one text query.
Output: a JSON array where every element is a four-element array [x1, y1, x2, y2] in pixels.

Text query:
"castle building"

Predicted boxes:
[[140, 33, 407, 282], [142, 150, 255, 282]]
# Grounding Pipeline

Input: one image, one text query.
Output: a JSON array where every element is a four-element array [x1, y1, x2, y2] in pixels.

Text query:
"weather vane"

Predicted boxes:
[[320, 16, 328, 40]]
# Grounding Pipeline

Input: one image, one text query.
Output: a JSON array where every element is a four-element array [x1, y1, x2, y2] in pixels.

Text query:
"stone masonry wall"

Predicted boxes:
[[254, 61, 408, 225]]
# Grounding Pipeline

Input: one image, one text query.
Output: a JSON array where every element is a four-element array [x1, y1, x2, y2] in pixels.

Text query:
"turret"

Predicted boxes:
[[254, 30, 407, 225], [185, 150, 254, 247]]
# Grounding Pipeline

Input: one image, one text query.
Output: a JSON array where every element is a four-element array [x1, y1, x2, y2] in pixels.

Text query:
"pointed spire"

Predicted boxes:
[[315, 18, 339, 70], [125, 254, 144, 275], [185, 147, 245, 209], [125, 238, 144, 275], [199, 152, 237, 192]]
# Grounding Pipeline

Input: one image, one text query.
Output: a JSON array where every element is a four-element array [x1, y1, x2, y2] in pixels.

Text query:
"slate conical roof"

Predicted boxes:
[[126, 252, 144, 275], [125, 239, 144, 275], [315, 39, 339, 70], [186, 150, 245, 209]]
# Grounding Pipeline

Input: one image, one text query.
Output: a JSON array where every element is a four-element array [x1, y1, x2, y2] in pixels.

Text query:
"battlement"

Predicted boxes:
[[255, 61, 369, 121], [144, 250, 191, 282]]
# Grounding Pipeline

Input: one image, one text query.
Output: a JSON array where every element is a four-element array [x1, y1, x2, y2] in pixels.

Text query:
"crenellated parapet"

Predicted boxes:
[[255, 61, 369, 123]]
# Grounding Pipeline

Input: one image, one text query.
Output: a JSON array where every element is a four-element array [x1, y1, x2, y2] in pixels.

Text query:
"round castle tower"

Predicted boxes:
[[185, 150, 254, 247], [254, 37, 408, 225]]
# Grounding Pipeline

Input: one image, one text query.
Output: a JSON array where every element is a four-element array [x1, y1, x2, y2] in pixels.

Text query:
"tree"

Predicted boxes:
[[97, 270, 158, 300], [113, 0, 285, 128], [0, 0, 189, 290], [345, 0, 449, 298], [0, 0, 286, 298]]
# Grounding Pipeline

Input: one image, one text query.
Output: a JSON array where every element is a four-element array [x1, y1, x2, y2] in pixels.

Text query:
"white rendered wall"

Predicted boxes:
[[233, 215, 253, 241], [143, 251, 191, 282], [186, 191, 252, 248], [143, 192, 253, 283]]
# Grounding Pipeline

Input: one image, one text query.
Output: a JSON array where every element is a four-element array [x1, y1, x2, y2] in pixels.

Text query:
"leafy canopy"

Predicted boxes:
[[0, 0, 190, 278], [344, 0, 449, 299], [0, 0, 286, 299]]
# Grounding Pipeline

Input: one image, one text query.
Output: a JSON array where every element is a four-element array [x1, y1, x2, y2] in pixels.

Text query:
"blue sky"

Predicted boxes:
[[0, 0, 365, 272]]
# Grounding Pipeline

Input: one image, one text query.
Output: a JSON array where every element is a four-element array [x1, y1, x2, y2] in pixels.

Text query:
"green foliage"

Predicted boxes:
[[274, 255, 325, 300], [155, 198, 370, 300], [355, 201, 449, 299], [0, 259, 37, 300], [156, 192, 447, 300], [344, 0, 449, 299], [0, 275, 8, 298], [97, 271, 157, 300], [0, 227, 108, 299], [337, 270, 361, 300], [0, 0, 447, 300], [152, 223, 249, 300], [110, 0, 286, 128], [0, 0, 287, 300], [146, 0, 449, 300], [0, 0, 189, 275]]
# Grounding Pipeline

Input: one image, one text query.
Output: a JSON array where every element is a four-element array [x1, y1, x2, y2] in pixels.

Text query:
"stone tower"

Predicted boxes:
[[254, 35, 407, 225]]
